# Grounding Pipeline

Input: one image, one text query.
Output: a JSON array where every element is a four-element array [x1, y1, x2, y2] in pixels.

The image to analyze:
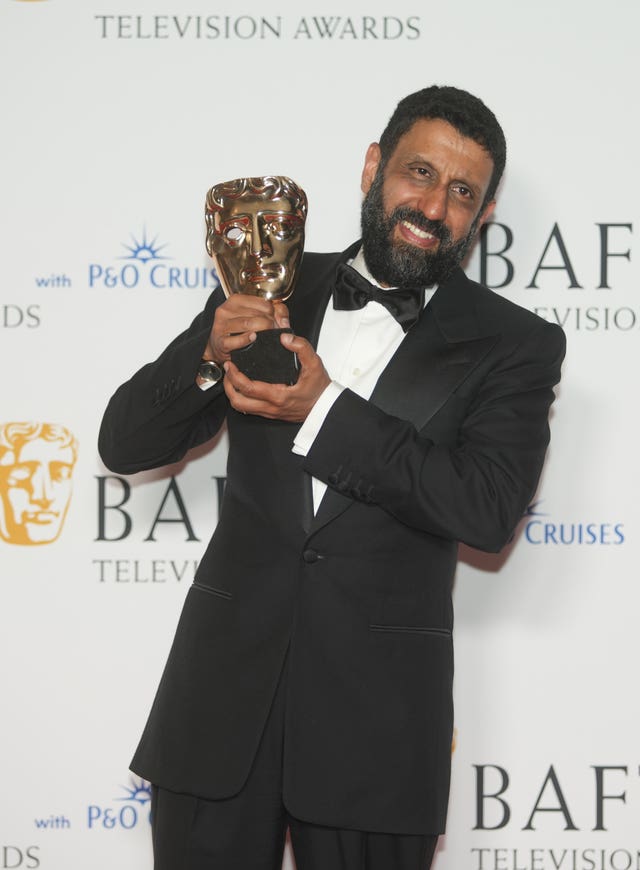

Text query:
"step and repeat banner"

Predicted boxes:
[[1, 1, 637, 868]]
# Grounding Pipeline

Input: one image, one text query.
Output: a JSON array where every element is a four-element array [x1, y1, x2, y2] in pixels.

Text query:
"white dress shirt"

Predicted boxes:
[[292, 248, 436, 513]]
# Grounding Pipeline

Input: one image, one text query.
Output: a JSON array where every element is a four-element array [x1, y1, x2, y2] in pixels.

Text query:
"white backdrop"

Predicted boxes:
[[1, 1, 638, 868]]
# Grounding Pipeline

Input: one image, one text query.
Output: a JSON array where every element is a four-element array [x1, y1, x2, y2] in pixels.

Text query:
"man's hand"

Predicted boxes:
[[204, 295, 290, 363], [223, 332, 331, 422]]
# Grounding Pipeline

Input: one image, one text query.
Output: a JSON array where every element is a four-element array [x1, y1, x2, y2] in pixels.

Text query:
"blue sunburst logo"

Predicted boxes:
[[116, 775, 152, 804], [120, 228, 170, 263]]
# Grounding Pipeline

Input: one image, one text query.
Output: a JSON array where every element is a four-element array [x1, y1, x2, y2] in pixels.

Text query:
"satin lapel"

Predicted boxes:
[[366, 308, 498, 431], [292, 252, 347, 532], [310, 268, 500, 534], [288, 247, 356, 350]]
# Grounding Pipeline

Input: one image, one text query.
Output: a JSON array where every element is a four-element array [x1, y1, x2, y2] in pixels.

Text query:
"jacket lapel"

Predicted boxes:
[[367, 268, 499, 429], [310, 266, 500, 534]]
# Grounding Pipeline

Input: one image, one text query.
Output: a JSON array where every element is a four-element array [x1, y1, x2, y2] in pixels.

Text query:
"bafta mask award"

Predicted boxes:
[[205, 175, 307, 384]]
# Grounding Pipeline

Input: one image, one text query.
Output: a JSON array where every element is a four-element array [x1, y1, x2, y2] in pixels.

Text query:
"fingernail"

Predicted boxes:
[[281, 318, 290, 328]]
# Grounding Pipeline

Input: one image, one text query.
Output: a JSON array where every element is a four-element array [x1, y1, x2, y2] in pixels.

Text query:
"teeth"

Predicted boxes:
[[402, 220, 434, 240]]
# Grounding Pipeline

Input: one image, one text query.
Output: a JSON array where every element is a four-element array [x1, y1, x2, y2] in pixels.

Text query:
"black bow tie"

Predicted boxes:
[[332, 263, 425, 333]]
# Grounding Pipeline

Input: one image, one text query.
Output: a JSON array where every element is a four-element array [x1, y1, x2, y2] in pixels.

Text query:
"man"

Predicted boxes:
[[99, 85, 565, 869], [0, 422, 77, 546]]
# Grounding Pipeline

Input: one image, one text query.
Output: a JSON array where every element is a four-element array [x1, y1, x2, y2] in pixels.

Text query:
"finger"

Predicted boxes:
[[222, 295, 276, 317], [222, 362, 277, 408], [216, 330, 257, 359], [223, 362, 288, 415], [212, 314, 276, 362], [222, 365, 258, 412], [223, 361, 284, 398], [272, 301, 291, 329], [224, 313, 277, 335], [222, 360, 252, 391]]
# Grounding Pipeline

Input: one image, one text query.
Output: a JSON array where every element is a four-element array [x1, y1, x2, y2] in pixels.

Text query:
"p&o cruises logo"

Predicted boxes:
[[88, 227, 219, 291], [523, 501, 624, 546], [33, 775, 152, 836], [87, 776, 152, 831]]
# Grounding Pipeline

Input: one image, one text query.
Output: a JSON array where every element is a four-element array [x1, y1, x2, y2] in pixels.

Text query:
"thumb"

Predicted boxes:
[[282, 333, 316, 365]]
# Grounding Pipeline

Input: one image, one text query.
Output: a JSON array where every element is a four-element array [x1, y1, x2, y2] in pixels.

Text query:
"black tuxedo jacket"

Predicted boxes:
[[99, 244, 565, 835]]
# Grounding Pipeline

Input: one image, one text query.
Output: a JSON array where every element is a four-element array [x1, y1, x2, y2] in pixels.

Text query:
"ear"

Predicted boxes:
[[361, 142, 382, 195], [477, 199, 496, 229]]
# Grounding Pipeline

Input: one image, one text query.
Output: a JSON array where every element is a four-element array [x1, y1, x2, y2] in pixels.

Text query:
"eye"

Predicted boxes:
[[453, 184, 473, 200], [223, 225, 246, 246], [50, 463, 72, 483], [7, 465, 32, 486], [265, 217, 301, 241], [408, 164, 431, 179]]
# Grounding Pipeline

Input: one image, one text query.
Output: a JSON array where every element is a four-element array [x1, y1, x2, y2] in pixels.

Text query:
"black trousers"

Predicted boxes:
[[151, 663, 438, 870]]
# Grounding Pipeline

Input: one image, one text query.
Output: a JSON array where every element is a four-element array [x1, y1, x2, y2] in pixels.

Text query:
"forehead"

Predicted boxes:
[[14, 439, 74, 464], [217, 194, 300, 219], [388, 117, 494, 192]]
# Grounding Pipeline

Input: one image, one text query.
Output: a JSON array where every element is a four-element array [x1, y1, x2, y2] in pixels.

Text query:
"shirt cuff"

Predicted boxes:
[[292, 381, 345, 456]]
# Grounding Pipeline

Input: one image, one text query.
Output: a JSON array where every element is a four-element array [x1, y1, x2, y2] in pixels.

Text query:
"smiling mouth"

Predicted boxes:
[[397, 219, 440, 248], [402, 220, 435, 240]]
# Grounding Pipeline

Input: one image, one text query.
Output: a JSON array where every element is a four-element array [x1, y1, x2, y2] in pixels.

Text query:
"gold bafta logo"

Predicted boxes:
[[0, 422, 78, 546]]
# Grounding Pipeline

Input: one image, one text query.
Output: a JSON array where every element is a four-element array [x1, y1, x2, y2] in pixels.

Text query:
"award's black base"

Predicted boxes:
[[230, 328, 299, 385]]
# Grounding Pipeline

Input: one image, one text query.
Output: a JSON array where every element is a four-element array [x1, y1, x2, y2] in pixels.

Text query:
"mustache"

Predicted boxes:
[[388, 207, 452, 245]]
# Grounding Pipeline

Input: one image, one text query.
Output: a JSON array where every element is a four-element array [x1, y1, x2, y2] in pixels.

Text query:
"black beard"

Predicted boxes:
[[360, 169, 479, 289]]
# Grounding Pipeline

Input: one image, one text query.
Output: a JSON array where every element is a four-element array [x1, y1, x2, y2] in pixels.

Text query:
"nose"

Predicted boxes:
[[250, 215, 272, 259], [417, 185, 448, 222], [30, 465, 53, 507]]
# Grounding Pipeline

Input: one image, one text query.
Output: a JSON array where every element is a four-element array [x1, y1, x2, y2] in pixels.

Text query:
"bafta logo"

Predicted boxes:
[[0, 422, 78, 546]]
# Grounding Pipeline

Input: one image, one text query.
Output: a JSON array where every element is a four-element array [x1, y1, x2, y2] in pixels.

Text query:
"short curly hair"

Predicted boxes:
[[378, 85, 507, 206]]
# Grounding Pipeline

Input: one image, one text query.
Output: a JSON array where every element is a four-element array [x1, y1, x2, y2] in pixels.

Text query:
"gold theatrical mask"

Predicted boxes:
[[0, 422, 78, 546], [205, 176, 308, 383], [205, 176, 307, 301]]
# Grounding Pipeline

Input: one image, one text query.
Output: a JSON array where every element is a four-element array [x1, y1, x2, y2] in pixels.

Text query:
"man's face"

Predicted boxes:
[[0, 438, 75, 545], [360, 117, 496, 288], [209, 193, 305, 301]]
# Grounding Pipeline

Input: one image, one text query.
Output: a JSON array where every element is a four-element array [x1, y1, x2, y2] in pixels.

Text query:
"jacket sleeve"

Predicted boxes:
[[98, 289, 229, 475], [303, 318, 566, 553]]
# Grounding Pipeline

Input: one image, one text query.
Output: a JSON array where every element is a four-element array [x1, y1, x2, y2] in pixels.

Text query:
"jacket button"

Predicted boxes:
[[303, 548, 319, 563]]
